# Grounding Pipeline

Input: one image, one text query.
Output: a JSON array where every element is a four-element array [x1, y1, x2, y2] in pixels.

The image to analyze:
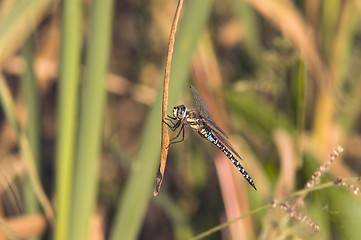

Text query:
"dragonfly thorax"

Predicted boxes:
[[173, 105, 187, 120]]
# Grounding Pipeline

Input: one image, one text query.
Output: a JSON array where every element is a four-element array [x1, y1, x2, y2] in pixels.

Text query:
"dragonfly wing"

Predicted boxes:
[[189, 85, 228, 138], [203, 118, 229, 139], [211, 128, 243, 161], [189, 85, 242, 160]]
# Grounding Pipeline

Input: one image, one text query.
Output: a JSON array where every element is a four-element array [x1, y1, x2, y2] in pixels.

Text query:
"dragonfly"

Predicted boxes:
[[166, 85, 256, 190]]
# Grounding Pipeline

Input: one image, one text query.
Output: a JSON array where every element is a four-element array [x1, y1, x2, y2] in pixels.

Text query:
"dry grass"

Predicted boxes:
[[0, 0, 361, 239]]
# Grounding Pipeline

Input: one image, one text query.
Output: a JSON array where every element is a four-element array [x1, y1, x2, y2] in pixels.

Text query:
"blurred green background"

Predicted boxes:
[[0, 0, 361, 239]]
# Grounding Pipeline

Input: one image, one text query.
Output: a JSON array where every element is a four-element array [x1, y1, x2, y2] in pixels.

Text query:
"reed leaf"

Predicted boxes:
[[109, 0, 214, 239], [55, 0, 82, 239], [67, 0, 114, 239]]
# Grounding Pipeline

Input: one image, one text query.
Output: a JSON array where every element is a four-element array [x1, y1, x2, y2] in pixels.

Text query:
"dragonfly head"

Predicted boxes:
[[173, 105, 187, 119]]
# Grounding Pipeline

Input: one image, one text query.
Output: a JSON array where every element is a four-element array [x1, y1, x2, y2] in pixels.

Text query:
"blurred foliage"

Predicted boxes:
[[0, 0, 360, 240]]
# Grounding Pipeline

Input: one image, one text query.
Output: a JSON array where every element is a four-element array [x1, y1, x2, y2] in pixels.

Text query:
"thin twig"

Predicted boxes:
[[190, 204, 272, 240], [153, 0, 185, 196]]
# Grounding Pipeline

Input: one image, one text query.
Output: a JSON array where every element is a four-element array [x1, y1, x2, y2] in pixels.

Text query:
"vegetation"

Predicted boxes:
[[0, 0, 360, 239]]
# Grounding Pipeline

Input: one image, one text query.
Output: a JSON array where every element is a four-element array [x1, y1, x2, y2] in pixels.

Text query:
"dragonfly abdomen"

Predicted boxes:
[[198, 127, 257, 190]]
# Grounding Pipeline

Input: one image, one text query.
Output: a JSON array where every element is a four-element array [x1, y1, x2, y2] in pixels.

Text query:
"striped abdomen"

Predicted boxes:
[[198, 127, 257, 190]]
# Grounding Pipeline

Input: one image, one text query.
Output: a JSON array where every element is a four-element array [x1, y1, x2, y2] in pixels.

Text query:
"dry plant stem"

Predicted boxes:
[[271, 201, 320, 232], [154, 0, 184, 196], [190, 204, 271, 240], [270, 147, 344, 233], [192, 147, 350, 239], [306, 146, 344, 188], [191, 177, 361, 240]]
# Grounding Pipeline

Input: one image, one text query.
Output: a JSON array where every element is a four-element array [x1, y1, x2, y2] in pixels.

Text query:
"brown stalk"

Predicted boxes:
[[153, 0, 184, 196]]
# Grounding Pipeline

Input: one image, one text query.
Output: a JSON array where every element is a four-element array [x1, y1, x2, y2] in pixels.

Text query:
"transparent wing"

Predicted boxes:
[[212, 129, 243, 160], [189, 85, 228, 138], [190, 85, 243, 160]]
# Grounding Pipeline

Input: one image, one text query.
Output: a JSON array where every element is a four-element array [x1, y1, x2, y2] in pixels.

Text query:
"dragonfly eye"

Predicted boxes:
[[173, 105, 187, 119], [178, 105, 187, 119]]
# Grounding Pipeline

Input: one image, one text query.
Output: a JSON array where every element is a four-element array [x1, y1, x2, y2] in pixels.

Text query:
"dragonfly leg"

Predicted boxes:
[[163, 119, 174, 128], [166, 115, 177, 125], [168, 124, 185, 148], [164, 117, 181, 131]]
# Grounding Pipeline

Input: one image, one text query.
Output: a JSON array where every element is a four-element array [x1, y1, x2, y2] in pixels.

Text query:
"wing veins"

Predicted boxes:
[[190, 85, 242, 160]]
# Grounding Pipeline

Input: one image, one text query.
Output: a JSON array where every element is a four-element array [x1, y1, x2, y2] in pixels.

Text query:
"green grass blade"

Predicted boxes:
[[0, 74, 54, 222], [22, 37, 41, 240], [295, 59, 305, 135], [54, 0, 82, 239], [109, 0, 214, 239], [67, 0, 114, 239]]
